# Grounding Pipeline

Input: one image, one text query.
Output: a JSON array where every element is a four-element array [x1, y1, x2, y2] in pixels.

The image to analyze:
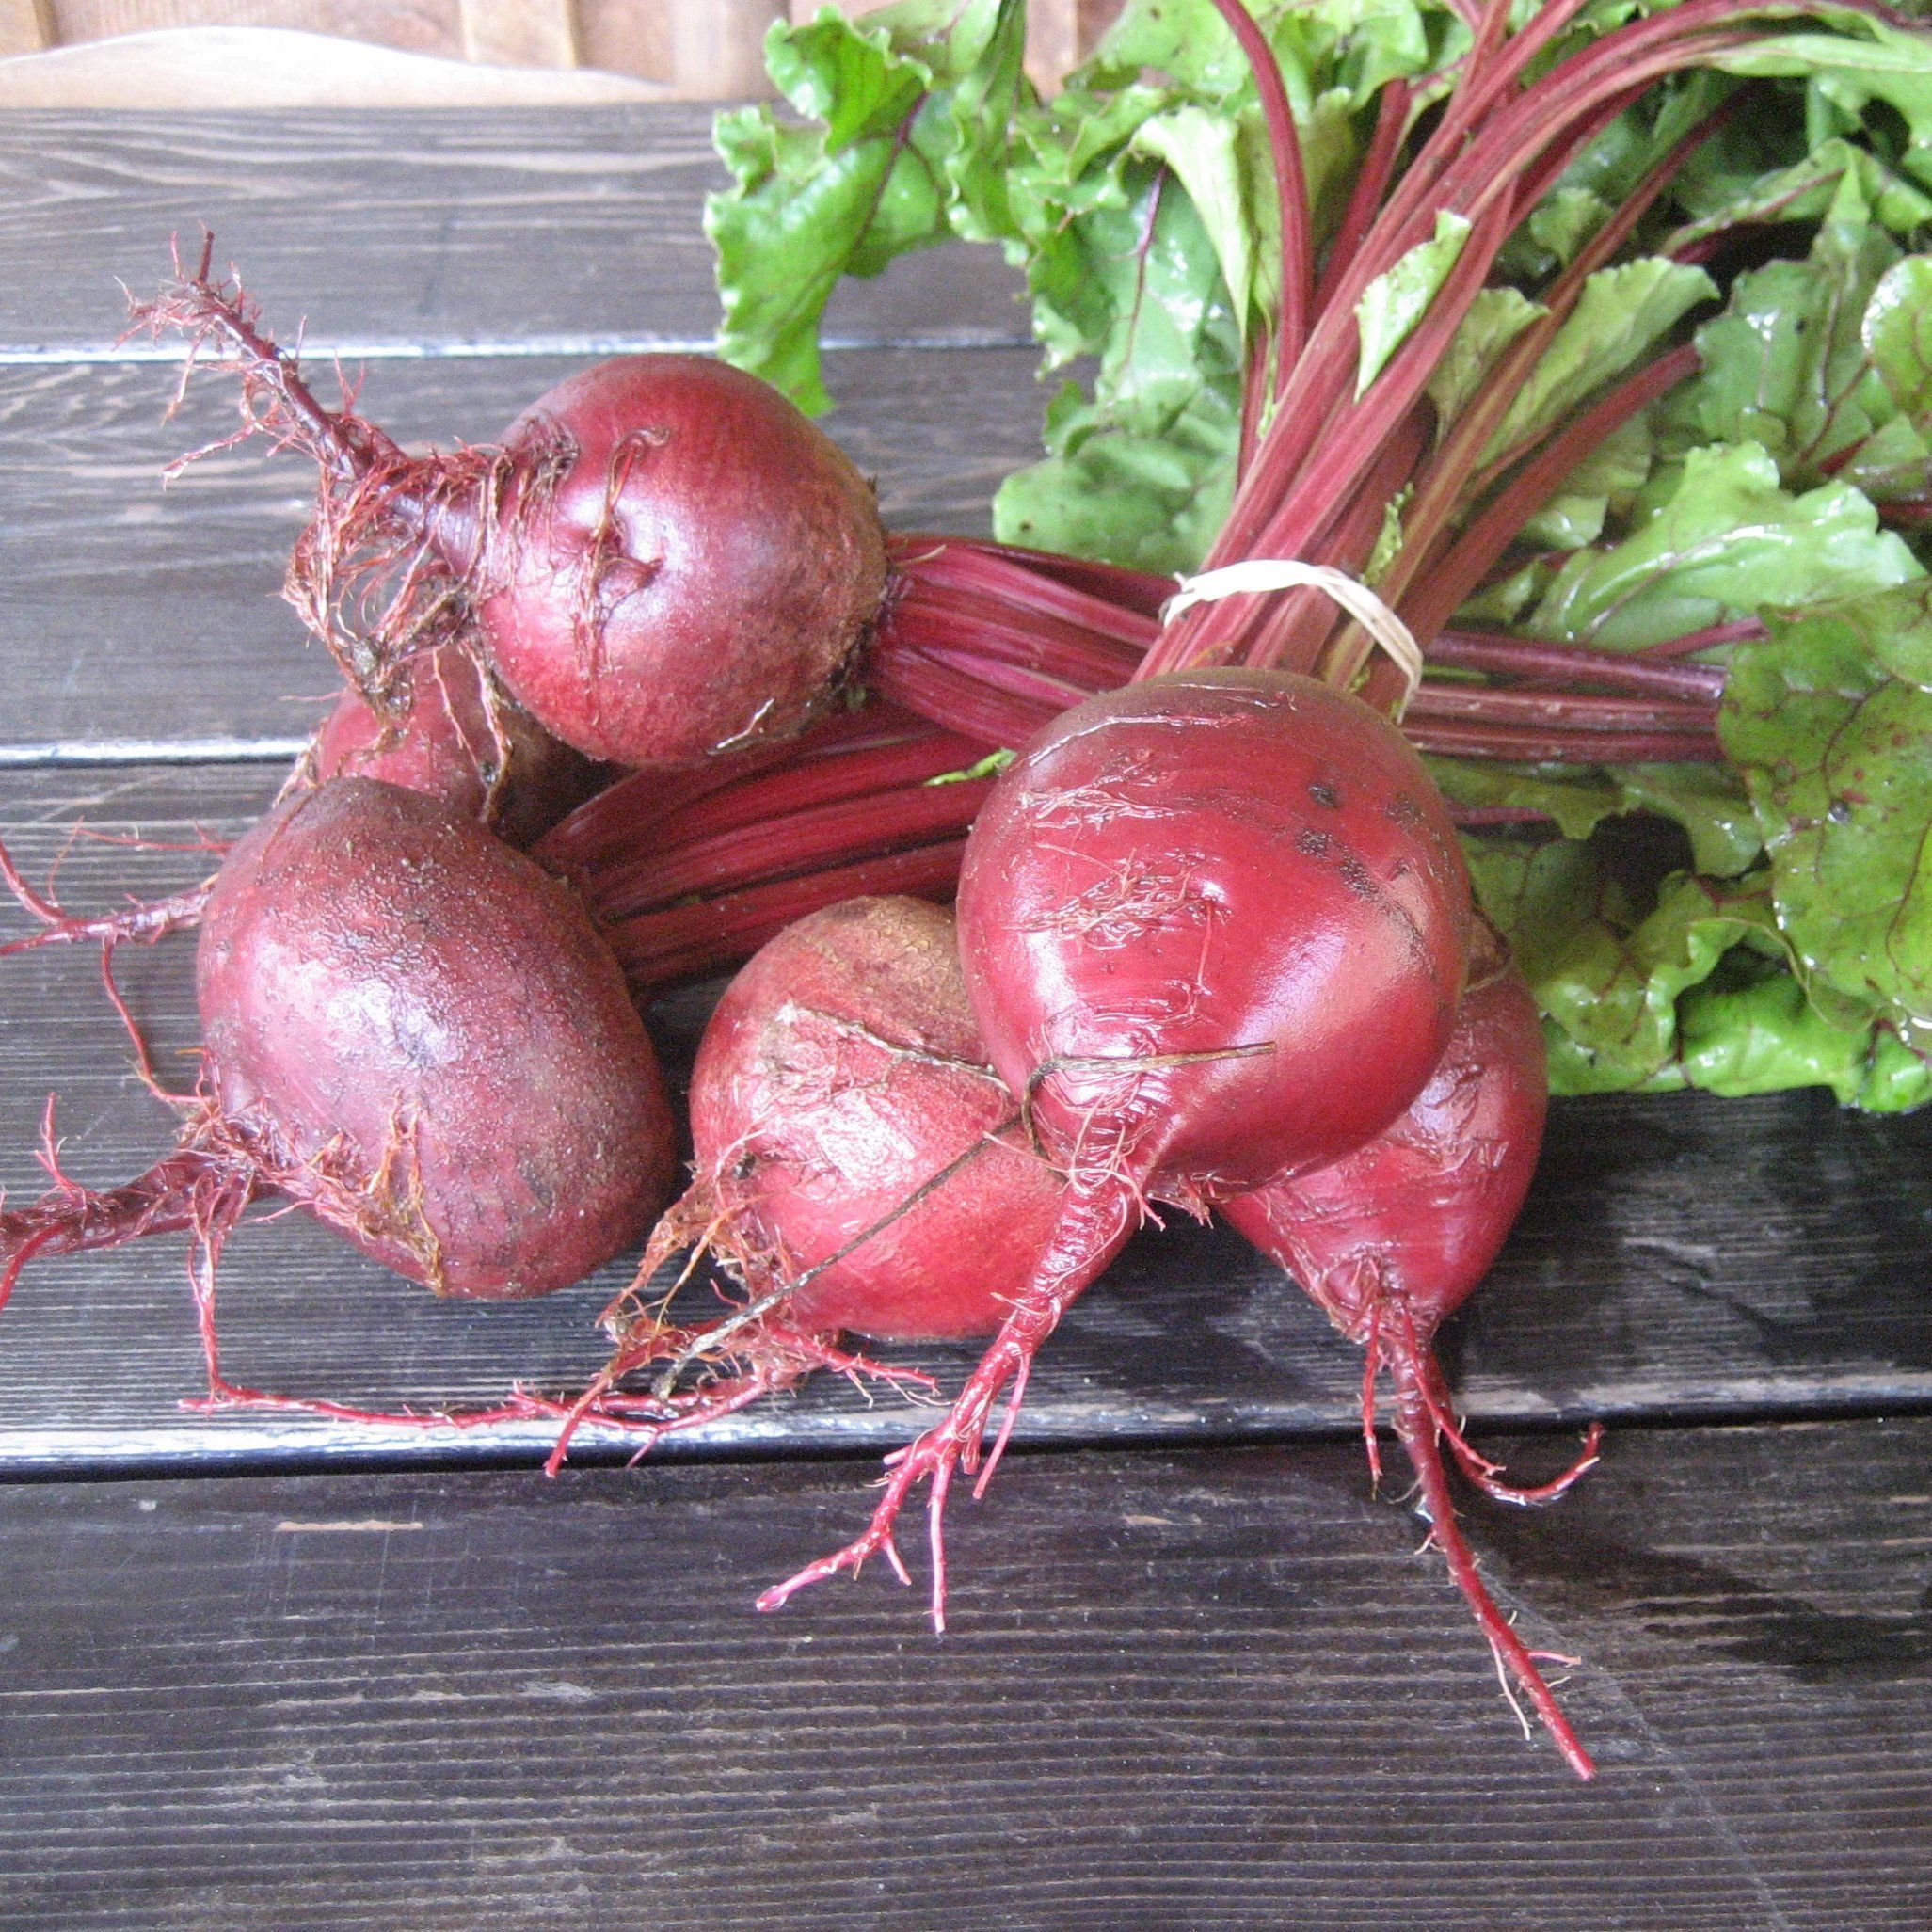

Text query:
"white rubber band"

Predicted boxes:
[[1160, 560, 1424, 715]]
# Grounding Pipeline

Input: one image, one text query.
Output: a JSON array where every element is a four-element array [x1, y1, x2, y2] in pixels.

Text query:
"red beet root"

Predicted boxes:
[[673, 894, 1062, 1342], [760, 669, 1471, 1621], [0, 644, 599, 973], [0, 778, 676, 1390], [138, 251, 887, 770], [462, 356, 886, 765], [1222, 929, 1602, 1779], [546, 896, 1065, 1470], [309, 642, 604, 848]]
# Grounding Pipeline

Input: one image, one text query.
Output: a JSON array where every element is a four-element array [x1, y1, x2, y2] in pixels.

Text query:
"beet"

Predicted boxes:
[[462, 356, 887, 766], [760, 669, 1471, 1621], [138, 253, 889, 772], [663, 894, 1062, 1343], [197, 777, 673, 1294], [309, 642, 604, 848], [136, 253, 1205, 784], [1221, 927, 1548, 1347], [1222, 930, 1602, 1778], [542, 896, 1068, 1473], [0, 779, 676, 1384]]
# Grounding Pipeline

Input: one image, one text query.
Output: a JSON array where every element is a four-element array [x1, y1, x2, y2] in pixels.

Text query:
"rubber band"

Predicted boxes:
[[1160, 560, 1424, 715]]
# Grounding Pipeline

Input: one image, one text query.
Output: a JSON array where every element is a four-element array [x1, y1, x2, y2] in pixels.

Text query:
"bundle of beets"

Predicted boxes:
[[7, 0, 1930, 1782]]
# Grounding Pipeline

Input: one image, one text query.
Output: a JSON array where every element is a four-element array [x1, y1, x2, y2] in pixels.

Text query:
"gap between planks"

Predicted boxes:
[[0, 332, 1036, 368], [0, 738, 308, 769]]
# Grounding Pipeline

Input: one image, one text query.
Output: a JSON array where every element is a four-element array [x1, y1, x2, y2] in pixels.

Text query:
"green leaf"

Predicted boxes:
[[1469, 843, 1734, 1092], [708, 0, 1029, 414], [1133, 104, 1264, 337], [1530, 442, 1920, 650], [1710, 20, 1932, 190], [1612, 763, 1764, 879], [992, 149, 1244, 572], [1355, 209, 1470, 397], [1485, 258, 1715, 462], [1466, 836, 1877, 1099], [1666, 137, 1932, 254], [1864, 255, 1932, 423], [1721, 587, 1932, 1043], [992, 375, 1239, 572], [1662, 174, 1912, 492], [1676, 959, 1910, 1104], [928, 747, 1015, 784], [1434, 757, 1760, 877], [1525, 187, 1614, 269], [1426, 286, 1544, 429], [1519, 413, 1653, 550]]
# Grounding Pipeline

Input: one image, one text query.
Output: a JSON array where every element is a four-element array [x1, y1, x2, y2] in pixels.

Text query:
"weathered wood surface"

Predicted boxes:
[[0, 109, 1030, 358], [2, 758, 1928, 1471], [0, 346, 1048, 754], [0, 93, 1927, 1932], [0, 1421, 1928, 1929]]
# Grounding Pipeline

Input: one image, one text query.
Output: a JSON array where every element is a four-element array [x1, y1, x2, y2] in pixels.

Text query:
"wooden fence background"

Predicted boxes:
[[0, 0, 1127, 98]]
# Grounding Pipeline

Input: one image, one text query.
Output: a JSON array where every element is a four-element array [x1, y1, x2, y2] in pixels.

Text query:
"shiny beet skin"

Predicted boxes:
[[1221, 926, 1548, 1337], [957, 668, 1473, 1205], [686, 896, 1065, 1342], [473, 355, 888, 768], [197, 777, 675, 1297]]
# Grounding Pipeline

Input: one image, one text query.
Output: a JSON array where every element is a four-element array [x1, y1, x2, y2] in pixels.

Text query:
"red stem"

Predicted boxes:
[[891, 535, 1174, 621], [1431, 630, 1727, 699], [1313, 81, 1413, 320], [535, 704, 935, 876], [1205, 0, 1312, 367], [889, 535, 1169, 637], [611, 841, 970, 990], [1405, 682, 1716, 734], [1404, 342, 1702, 645], [884, 586, 1146, 689], [587, 774, 993, 926], [1405, 719, 1721, 761], [1637, 616, 1765, 658], [574, 722, 981, 910], [870, 647, 1062, 751]]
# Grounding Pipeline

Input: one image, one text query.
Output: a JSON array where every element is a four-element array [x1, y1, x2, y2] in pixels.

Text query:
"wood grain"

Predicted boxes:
[[458, 0, 576, 66], [0, 24, 668, 107], [658, 0, 781, 97], [49, 0, 457, 53], [0, 109, 1030, 357], [0, 0, 54, 56], [0, 760, 1928, 1471], [0, 344, 1047, 753], [0, 1423, 1927, 1928]]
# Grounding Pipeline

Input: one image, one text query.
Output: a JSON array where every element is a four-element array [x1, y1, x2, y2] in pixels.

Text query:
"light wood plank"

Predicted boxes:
[[0, 1426, 1928, 1925], [0, 0, 53, 57], [0, 25, 668, 105], [458, 0, 576, 67], [0, 108, 1030, 357], [662, 0, 779, 97], [49, 0, 459, 56]]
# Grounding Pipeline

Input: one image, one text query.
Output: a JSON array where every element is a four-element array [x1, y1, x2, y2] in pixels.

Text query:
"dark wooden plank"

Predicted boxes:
[[0, 1421, 1928, 1928], [2, 761, 1930, 1471], [0, 108, 1029, 358], [0, 344, 1050, 754]]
